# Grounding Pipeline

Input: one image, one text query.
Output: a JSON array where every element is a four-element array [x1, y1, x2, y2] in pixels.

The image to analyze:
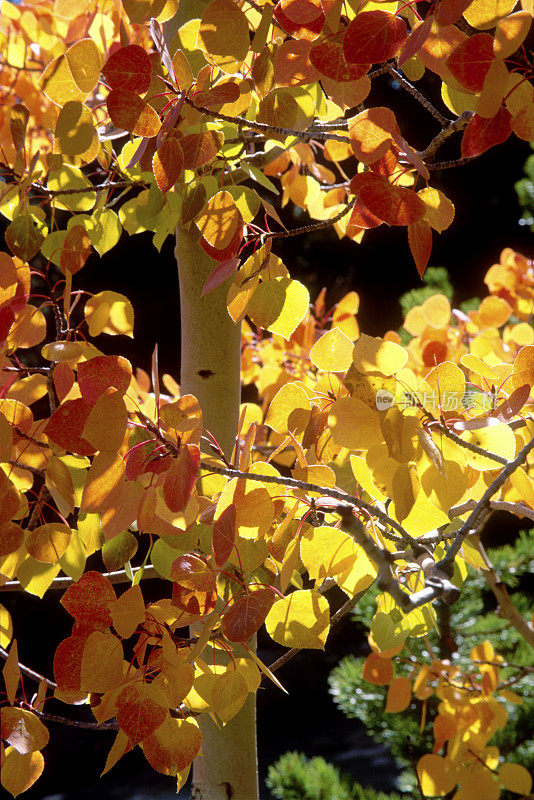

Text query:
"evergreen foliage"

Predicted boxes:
[[265, 751, 402, 800], [328, 530, 534, 795], [515, 146, 534, 232]]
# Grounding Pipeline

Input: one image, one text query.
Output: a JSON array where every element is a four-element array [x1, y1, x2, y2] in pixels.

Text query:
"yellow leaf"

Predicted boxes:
[[210, 669, 249, 724], [461, 424, 516, 471], [460, 353, 500, 382], [81, 452, 125, 513], [265, 382, 312, 434], [463, 0, 519, 29], [352, 333, 408, 376], [55, 101, 95, 157], [83, 392, 127, 452], [246, 277, 309, 339], [512, 344, 534, 389], [0, 604, 13, 648], [417, 187, 455, 232], [1, 748, 44, 798], [417, 753, 457, 796], [197, 0, 250, 74], [80, 631, 124, 692], [328, 396, 383, 450], [300, 526, 376, 595], [265, 589, 330, 650], [58, 529, 86, 582], [310, 327, 354, 373], [196, 191, 240, 250], [84, 291, 134, 337], [215, 478, 274, 539], [109, 585, 146, 639], [24, 523, 71, 564]]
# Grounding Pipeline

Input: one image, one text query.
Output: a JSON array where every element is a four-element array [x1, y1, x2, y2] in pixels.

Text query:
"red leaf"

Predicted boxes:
[[221, 586, 277, 643], [212, 504, 236, 567], [162, 444, 200, 512], [152, 138, 184, 195], [273, 1, 325, 40], [107, 89, 161, 137], [343, 11, 407, 65], [446, 33, 495, 93], [53, 362, 75, 403], [408, 219, 432, 277], [436, 0, 473, 25], [351, 173, 425, 226], [44, 398, 95, 456], [78, 355, 132, 407], [310, 33, 369, 82], [201, 257, 240, 296], [0, 305, 15, 345], [116, 683, 167, 745], [193, 82, 241, 107], [53, 634, 87, 692], [59, 224, 92, 275], [461, 107, 512, 158], [103, 45, 152, 94], [398, 15, 433, 66], [61, 571, 116, 630]]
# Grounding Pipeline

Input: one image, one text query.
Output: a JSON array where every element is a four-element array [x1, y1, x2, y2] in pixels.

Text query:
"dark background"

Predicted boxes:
[[2, 68, 533, 798]]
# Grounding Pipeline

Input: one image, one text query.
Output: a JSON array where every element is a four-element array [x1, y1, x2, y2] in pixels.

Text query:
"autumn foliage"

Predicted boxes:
[[1, 0, 534, 796]]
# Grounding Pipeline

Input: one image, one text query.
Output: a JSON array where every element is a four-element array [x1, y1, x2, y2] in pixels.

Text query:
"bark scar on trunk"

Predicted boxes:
[[221, 782, 234, 799], [197, 369, 215, 379]]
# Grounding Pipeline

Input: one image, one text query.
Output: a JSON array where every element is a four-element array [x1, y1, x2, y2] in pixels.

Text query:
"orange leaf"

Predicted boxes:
[[162, 444, 200, 513], [352, 174, 425, 226], [273, 0, 325, 41], [310, 32, 369, 82], [103, 45, 152, 94], [221, 586, 277, 642], [153, 139, 184, 195], [142, 716, 202, 775], [398, 14, 433, 66], [60, 570, 116, 630], [109, 584, 146, 639], [180, 130, 223, 170], [343, 11, 407, 65], [212, 504, 236, 568], [349, 107, 399, 164], [446, 32, 495, 92], [107, 89, 161, 137], [59, 224, 92, 275], [44, 398, 95, 456], [196, 191, 240, 250], [78, 355, 132, 407], [199, 219, 243, 263], [170, 554, 216, 593], [461, 106, 512, 158], [53, 634, 87, 692], [362, 652, 394, 685], [116, 683, 167, 745], [273, 39, 320, 86], [408, 219, 432, 277], [2, 640, 20, 705], [80, 630, 124, 692], [436, 0, 473, 25], [385, 676, 412, 712]]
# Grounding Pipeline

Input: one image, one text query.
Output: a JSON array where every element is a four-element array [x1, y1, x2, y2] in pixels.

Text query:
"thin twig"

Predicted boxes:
[[385, 65, 450, 127], [265, 197, 356, 239], [420, 111, 473, 162]]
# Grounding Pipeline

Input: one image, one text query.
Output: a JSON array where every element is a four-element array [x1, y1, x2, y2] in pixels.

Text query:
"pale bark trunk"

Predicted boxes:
[[173, 228, 259, 800]]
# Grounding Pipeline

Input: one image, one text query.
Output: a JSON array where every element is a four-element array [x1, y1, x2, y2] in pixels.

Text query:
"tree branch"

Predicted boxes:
[[385, 64, 450, 127]]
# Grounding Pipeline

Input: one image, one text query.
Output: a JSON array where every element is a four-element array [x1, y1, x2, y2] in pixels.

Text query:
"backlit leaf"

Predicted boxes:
[[107, 89, 161, 137], [25, 523, 71, 564], [512, 344, 534, 389], [180, 131, 224, 170], [265, 589, 330, 649], [310, 327, 354, 372], [116, 682, 167, 745], [80, 630, 124, 692], [103, 45, 152, 94], [196, 191, 240, 250], [198, 0, 250, 74], [362, 652, 394, 685], [61, 570, 116, 630], [348, 107, 398, 164], [1, 708, 49, 754], [446, 33, 495, 92], [55, 102, 95, 157], [408, 219, 432, 277], [142, 717, 202, 775], [1, 749, 44, 798], [153, 139, 184, 195], [78, 355, 132, 406], [212, 504, 236, 567], [461, 107, 512, 158], [44, 398, 95, 456], [246, 277, 309, 339], [417, 754, 457, 796], [84, 291, 134, 337], [265, 382, 312, 435], [343, 11, 407, 65], [353, 333, 408, 375], [498, 763, 532, 795], [310, 32, 370, 82], [163, 444, 200, 512]]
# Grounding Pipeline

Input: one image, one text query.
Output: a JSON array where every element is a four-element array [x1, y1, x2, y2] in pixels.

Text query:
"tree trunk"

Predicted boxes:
[[174, 227, 259, 800]]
